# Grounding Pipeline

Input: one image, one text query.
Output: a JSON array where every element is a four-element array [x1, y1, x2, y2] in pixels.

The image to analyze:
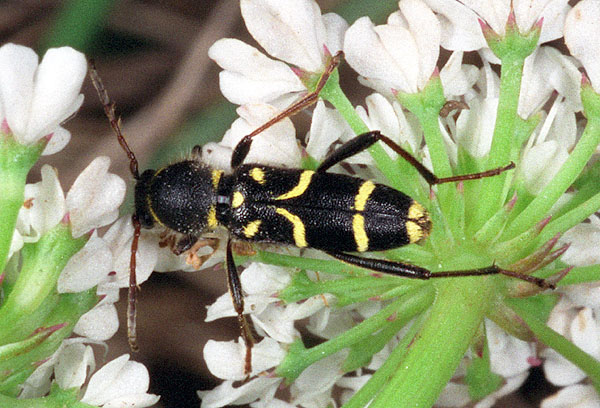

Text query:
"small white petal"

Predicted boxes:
[[20, 164, 66, 240], [58, 233, 112, 292], [198, 377, 281, 408], [291, 350, 347, 405], [306, 100, 350, 161], [397, 0, 441, 88], [220, 103, 301, 168], [322, 13, 348, 54], [241, 0, 326, 72], [345, 17, 415, 93], [241, 263, 291, 294], [520, 140, 568, 195], [67, 157, 126, 237], [542, 347, 586, 386], [570, 308, 600, 358], [209, 39, 304, 105], [0, 44, 38, 139], [25, 47, 86, 142], [82, 354, 159, 407], [565, 0, 600, 92], [204, 338, 285, 380], [55, 343, 95, 390], [421, 0, 486, 51], [41, 125, 71, 156], [252, 304, 297, 343], [74, 302, 119, 341], [440, 51, 479, 98], [486, 319, 535, 377], [456, 97, 497, 158], [103, 217, 158, 288]]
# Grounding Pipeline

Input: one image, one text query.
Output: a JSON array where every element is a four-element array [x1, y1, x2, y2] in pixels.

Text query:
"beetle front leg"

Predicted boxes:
[[225, 238, 255, 376]]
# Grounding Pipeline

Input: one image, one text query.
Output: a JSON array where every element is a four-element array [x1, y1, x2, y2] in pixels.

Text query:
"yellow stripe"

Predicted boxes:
[[408, 201, 426, 220], [249, 167, 266, 184], [276, 171, 314, 200], [212, 170, 223, 189], [352, 214, 369, 252], [232, 191, 244, 208], [207, 205, 218, 229], [243, 220, 262, 238], [146, 196, 166, 228], [275, 208, 307, 247], [354, 180, 376, 211], [406, 221, 424, 243]]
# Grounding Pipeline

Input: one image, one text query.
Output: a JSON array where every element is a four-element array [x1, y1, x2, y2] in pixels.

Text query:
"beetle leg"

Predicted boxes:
[[230, 52, 343, 169], [225, 238, 255, 376], [317, 130, 515, 185], [326, 250, 554, 289]]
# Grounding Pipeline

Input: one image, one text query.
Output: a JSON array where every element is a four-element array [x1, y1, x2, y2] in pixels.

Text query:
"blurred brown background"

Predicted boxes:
[[2, 0, 559, 406]]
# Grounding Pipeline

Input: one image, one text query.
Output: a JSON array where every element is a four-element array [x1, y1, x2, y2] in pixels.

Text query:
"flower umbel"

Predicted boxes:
[[200, 0, 600, 407]]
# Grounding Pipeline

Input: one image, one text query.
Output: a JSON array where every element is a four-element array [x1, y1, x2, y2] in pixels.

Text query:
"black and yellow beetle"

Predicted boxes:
[[88, 56, 551, 376]]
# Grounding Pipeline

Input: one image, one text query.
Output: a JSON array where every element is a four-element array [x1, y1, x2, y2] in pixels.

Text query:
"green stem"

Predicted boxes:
[[276, 285, 434, 381], [508, 298, 600, 392], [320, 78, 400, 189], [341, 314, 425, 408], [0, 225, 86, 344], [372, 278, 494, 408], [0, 138, 42, 273], [472, 56, 525, 232]]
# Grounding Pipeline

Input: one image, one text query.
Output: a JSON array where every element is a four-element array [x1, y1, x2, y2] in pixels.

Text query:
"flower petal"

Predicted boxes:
[[0, 44, 37, 139], [241, 0, 326, 72], [66, 157, 126, 238], [55, 343, 95, 390], [565, 0, 600, 92], [58, 232, 112, 292]]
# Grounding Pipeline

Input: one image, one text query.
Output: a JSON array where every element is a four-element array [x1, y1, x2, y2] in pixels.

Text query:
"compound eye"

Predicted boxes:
[[137, 210, 155, 229]]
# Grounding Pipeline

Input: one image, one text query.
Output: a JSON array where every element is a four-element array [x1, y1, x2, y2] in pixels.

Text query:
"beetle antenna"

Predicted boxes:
[[88, 59, 140, 179]]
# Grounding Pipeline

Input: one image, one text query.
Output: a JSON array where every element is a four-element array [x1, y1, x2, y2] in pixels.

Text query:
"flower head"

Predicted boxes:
[[0, 43, 86, 155]]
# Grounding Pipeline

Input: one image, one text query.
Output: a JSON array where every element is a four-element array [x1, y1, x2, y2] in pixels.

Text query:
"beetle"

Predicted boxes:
[[88, 55, 551, 376]]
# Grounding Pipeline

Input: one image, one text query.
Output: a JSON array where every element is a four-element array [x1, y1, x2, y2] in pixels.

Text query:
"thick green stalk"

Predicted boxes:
[[371, 278, 494, 408], [0, 225, 86, 344]]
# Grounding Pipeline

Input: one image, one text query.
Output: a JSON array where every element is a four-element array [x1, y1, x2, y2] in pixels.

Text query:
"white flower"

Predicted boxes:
[[81, 354, 160, 407], [564, 0, 600, 93], [209, 0, 347, 107], [0, 44, 86, 155], [202, 104, 301, 170], [198, 377, 282, 408], [11, 157, 125, 256], [542, 297, 600, 386], [11, 164, 65, 256], [486, 320, 536, 378], [519, 98, 577, 195], [519, 46, 582, 118], [344, 0, 441, 95], [19, 339, 95, 398], [66, 156, 126, 238], [422, 0, 570, 60], [204, 337, 286, 381]]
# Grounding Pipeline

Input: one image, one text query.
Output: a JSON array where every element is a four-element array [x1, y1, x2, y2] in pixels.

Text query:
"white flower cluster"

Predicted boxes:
[[197, 0, 600, 407], [0, 43, 159, 407]]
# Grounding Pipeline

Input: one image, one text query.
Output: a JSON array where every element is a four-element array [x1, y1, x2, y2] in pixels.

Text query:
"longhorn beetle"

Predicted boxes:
[[88, 54, 552, 376]]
